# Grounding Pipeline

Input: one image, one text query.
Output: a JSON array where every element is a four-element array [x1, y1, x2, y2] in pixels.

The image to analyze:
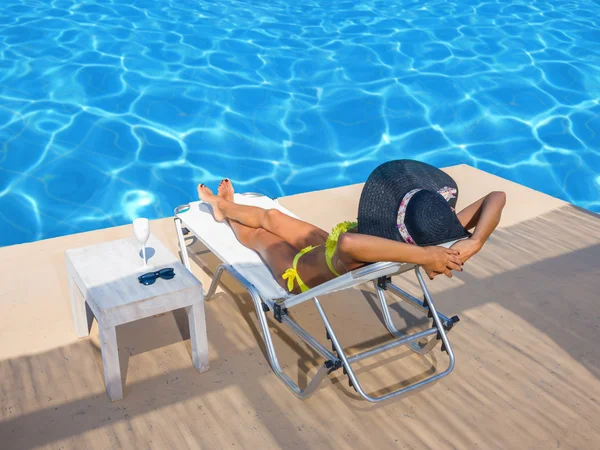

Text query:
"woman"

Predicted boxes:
[[197, 160, 506, 294]]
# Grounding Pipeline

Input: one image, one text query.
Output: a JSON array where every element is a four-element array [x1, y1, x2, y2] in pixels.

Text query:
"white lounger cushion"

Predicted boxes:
[[177, 194, 297, 301]]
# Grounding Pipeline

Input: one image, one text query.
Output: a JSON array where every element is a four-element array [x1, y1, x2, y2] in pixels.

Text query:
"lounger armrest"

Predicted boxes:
[[280, 262, 414, 309], [349, 261, 416, 279]]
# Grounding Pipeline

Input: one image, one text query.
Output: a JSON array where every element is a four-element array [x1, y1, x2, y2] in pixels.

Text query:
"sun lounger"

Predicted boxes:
[[174, 193, 460, 402]]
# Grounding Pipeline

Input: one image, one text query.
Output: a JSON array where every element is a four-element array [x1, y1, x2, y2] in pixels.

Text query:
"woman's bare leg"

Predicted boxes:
[[228, 219, 303, 293], [198, 180, 328, 250], [211, 183, 302, 293]]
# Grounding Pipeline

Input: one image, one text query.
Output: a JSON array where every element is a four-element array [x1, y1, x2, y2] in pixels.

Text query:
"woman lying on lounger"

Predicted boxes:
[[197, 159, 506, 294]]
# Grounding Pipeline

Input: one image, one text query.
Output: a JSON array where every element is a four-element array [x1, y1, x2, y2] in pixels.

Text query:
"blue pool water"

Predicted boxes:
[[1, 0, 599, 247]]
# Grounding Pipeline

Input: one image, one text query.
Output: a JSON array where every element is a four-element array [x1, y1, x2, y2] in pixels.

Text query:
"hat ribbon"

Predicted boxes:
[[396, 186, 457, 245]]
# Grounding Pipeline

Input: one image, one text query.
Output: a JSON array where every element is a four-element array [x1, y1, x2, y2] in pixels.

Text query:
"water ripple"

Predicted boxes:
[[1, 0, 599, 246]]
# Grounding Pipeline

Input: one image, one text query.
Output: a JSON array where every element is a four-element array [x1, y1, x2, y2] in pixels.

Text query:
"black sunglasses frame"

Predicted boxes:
[[138, 267, 176, 285]]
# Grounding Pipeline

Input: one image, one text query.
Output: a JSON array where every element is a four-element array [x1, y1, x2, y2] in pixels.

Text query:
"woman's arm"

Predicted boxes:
[[337, 232, 463, 279], [451, 191, 506, 263], [456, 191, 505, 231]]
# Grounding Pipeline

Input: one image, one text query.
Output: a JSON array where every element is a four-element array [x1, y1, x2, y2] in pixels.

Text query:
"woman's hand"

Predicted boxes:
[[422, 247, 463, 280], [450, 238, 482, 264]]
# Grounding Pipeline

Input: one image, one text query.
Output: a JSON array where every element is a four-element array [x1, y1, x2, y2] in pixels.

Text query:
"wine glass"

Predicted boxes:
[[133, 218, 150, 268]]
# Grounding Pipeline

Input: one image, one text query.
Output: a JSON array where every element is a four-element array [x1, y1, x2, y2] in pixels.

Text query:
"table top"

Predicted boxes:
[[65, 234, 201, 311]]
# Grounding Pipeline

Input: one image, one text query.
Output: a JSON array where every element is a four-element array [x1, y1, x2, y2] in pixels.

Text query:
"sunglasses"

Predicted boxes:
[[138, 268, 175, 285]]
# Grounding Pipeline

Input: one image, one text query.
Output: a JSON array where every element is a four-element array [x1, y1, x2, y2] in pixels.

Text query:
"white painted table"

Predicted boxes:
[[65, 234, 208, 401]]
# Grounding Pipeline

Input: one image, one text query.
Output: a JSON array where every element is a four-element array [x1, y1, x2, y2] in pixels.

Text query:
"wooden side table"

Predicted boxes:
[[65, 234, 208, 401]]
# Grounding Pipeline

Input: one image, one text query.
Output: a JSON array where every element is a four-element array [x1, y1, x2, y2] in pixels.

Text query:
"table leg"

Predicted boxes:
[[99, 325, 123, 401], [187, 301, 209, 373], [69, 277, 91, 338]]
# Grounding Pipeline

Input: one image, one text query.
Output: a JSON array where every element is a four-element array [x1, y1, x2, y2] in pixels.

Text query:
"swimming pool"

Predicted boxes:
[[1, 0, 599, 246]]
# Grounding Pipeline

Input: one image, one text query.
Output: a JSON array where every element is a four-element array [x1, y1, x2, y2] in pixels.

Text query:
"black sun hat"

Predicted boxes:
[[357, 160, 471, 246]]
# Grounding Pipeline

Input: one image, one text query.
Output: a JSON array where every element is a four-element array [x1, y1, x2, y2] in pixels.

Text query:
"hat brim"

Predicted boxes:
[[357, 159, 467, 245]]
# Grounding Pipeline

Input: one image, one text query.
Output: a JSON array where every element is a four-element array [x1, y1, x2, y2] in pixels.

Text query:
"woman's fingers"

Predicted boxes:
[[446, 260, 462, 271], [449, 254, 463, 266], [446, 248, 461, 258], [439, 251, 462, 272], [447, 248, 460, 256], [425, 246, 466, 280]]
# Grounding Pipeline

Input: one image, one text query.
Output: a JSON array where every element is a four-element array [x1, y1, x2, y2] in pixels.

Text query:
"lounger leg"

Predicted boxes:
[[313, 277, 456, 403], [415, 267, 455, 368], [204, 264, 226, 300], [374, 270, 460, 356], [374, 281, 440, 355], [174, 217, 192, 271], [248, 290, 329, 399], [374, 280, 410, 339], [175, 218, 224, 300], [312, 297, 373, 399]]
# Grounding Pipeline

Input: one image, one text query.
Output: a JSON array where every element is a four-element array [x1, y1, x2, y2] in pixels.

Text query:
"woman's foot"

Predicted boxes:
[[197, 184, 226, 222], [218, 178, 234, 202]]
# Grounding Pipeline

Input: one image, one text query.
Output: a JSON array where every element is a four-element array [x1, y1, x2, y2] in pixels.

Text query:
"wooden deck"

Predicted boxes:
[[1, 165, 599, 449]]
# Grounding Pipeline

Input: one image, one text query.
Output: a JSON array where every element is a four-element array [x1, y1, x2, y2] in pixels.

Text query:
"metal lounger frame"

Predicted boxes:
[[174, 204, 459, 403]]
